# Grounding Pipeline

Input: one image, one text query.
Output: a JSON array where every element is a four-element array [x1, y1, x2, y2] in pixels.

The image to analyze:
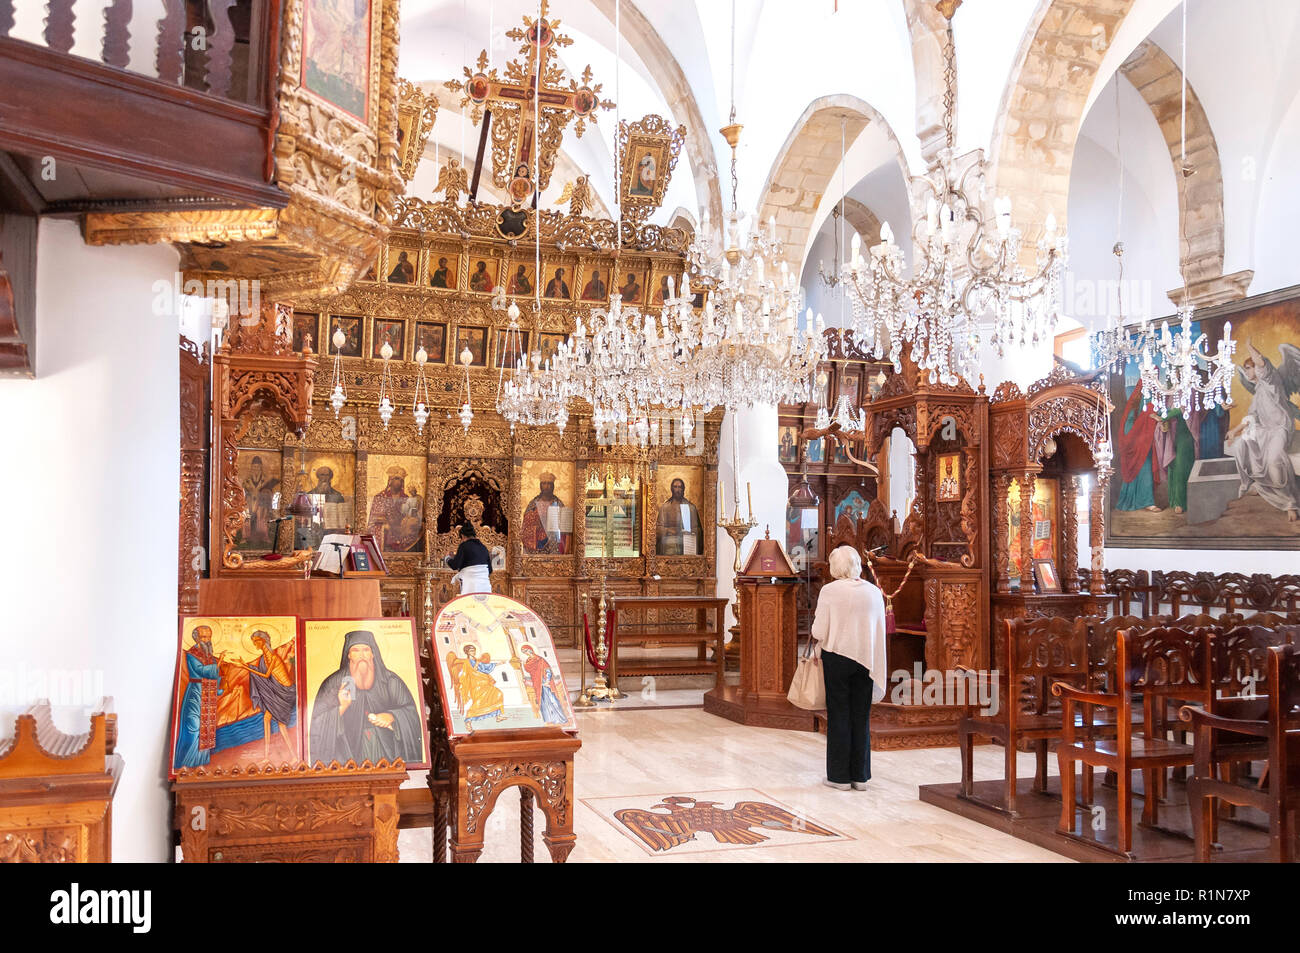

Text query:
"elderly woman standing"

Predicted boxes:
[[811, 545, 888, 790]]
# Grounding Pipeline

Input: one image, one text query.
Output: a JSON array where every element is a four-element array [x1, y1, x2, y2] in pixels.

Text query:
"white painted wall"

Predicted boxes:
[[0, 220, 180, 862]]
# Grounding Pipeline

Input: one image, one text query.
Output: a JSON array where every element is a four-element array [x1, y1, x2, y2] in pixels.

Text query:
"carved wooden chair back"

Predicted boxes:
[[1006, 616, 1088, 727], [1120, 626, 1215, 726], [1086, 614, 1170, 694], [1212, 625, 1300, 699]]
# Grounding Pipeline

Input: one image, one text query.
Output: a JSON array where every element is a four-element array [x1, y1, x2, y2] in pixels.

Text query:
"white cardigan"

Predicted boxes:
[[810, 578, 889, 703]]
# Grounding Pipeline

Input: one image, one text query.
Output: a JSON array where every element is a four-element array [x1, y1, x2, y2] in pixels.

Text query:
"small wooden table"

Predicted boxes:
[[596, 595, 729, 691]]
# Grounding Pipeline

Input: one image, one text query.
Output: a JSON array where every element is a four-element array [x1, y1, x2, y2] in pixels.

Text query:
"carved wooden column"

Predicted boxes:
[[179, 336, 209, 615], [1062, 475, 1080, 593], [992, 473, 1012, 593], [1089, 468, 1112, 593], [1018, 471, 1036, 591]]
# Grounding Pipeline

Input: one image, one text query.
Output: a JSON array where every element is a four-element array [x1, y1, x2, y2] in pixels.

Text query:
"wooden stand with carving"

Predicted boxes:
[[705, 533, 814, 730], [0, 700, 121, 863], [172, 761, 407, 862], [439, 729, 581, 863]]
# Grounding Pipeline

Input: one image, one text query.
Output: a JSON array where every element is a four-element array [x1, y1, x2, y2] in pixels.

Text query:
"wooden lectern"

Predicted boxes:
[[704, 530, 817, 731]]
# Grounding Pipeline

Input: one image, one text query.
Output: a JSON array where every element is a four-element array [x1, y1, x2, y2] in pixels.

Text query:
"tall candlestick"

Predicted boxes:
[[719, 480, 725, 520], [747, 482, 753, 519]]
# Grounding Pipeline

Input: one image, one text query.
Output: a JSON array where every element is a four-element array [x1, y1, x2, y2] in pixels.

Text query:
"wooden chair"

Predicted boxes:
[[1182, 643, 1300, 862], [1054, 625, 1214, 856], [959, 617, 1089, 816]]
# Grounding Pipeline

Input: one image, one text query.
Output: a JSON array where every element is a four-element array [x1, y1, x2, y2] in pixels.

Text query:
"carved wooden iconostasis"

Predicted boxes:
[[793, 338, 1112, 749], [778, 332, 890, 636]]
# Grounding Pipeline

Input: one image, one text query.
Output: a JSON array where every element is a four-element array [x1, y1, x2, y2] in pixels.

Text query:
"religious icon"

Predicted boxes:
[[506, 261, 536, 296], [833, 440, 851, 465], [455, 326, 488, 366], [650, 267, 677, 305], [655, 468, 704, 556], [508, 163, 534, 207], [495, 329, 530, 370], [936, 452, 961, 502], [360, 259, 378, 282], [812, 364, 831, 406], [839, 370, 862, 408], [629, 148, 658, 198], [778, 425, 799, 465], [429, 253, 458, 289], [467, 72, 490, 104], [292, 311, 318, 354], [386, 249, 416, 284], [414, 320, 447, 363], [806, 437, 825, 465], [835, 489, 870, 525], [371, 319, 405, 360], [536, 332, 567, 366], [1008, 477, 1058, 579], [467, 258, 499, 294], [1033, 559, 1062, 593], [581, 267, 608, 301], [301, 0, 372, 121], [365, 455, 425, 552], [520, 461, 573, 554], [169, 617, 301, 777], [617, 268, 644, 304], [237, 450, 281, 551], [302, 618, 430, 769], [328, 315, 363, 357], [429, 593, 577, 736], [867, 370, 887, 402], [542, 265, 572, 300], [298, 453, 355, 544]]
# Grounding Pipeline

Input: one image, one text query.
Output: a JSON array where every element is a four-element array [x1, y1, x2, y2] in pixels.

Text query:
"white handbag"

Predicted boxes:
[[787, 639, 826, 710]]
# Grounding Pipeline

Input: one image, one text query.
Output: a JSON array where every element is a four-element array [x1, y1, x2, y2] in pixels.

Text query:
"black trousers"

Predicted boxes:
[[821, 649, 873, 784]]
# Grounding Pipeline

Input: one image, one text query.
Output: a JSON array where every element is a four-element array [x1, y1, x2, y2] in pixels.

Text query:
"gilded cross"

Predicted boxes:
[[447, 2, 613, 196]]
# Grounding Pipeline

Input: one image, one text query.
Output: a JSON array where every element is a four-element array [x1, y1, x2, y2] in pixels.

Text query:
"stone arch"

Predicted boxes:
[[988, 0, 1138, 244], [1118, 40, 1248, 306], [757, 94, 910, 269], [667, 206, 697, 234], [902, 0, 951, 166], [840, 196, 883, 248], [589, 0, 724, 224]]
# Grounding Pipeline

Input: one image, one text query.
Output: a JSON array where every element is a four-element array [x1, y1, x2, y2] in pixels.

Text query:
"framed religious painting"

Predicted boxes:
[[936, 452, 962, 502], [454, 325, 489, 367], [466, 256, 500, 295], [614, 264, 646, 306], [1033, 559, 1062, 594], [1007, 476, 1058, 581], [385, 246, 417, 284], [364, 454, 426, 553], [413, 320, 447, 364], [301, 0, 377, 123], [778, 424, 800, 465], [812, 363, 832, 407], [169, 616, 302, 778], [396, 78, 438, 180], [648, 264, 680, 306], [541, 262, 574, 300], [235, 448, 283, 552], [536, 332, 567, 367], [428, 252, 459, 291], [301, 618, 430, 769], [616, 115, 685, 226], [1105, 291, 1300, 550], [654, 464, 706, 556], [838, 368, 862, 408], [371, 318, 405, 360], [519, 460, 575, 555], [584, 469, 642, 558], [579, 264, 611, 302], [504, 260, 537, 297], [296, 451, 356, 546], [358, 255, 379, 283], [327, 315, 363, 357], [430, 594, 578, 737], [495, 329, 529, 370], [805, 436, 826, 466]]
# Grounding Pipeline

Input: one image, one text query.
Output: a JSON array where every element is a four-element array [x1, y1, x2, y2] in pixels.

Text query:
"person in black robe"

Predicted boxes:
[[309, 630, 423, 766], [444, 522, 493, 594]]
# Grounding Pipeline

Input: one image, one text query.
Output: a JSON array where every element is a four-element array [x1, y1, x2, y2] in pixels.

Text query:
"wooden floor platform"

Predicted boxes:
[[919, 776, 1279, 863]]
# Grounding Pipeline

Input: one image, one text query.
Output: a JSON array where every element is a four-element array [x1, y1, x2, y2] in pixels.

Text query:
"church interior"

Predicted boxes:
[[1, 0, 1300, 886]]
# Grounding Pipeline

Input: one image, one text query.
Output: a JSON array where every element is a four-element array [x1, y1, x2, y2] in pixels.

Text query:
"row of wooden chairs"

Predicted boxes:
[[958, 612, 1300, 858]]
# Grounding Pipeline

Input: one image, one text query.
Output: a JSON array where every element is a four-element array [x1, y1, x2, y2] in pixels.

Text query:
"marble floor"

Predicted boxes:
[[398, 704, 1072, 863]]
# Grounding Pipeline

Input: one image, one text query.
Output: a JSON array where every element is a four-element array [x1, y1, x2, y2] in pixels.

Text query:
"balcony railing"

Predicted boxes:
[[0, 0, 285, 208]]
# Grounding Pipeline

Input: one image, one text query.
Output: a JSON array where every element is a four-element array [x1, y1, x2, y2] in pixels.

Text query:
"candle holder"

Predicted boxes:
[[719, 507, 758, 573]]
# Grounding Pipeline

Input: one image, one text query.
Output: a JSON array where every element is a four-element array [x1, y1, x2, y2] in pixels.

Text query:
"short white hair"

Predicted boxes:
[[828, 545, 862, 580]]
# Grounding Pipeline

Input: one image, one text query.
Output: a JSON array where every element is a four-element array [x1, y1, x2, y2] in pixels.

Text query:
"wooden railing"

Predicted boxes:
[[1078, 568, 1300, 619], [0, 0, 284, 208], [0, 0, 274, 106]]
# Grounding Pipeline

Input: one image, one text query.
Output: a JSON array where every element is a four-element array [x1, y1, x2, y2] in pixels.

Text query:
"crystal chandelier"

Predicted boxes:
[[842, 0, 1065, 385], [457, 344, 474, 433]]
